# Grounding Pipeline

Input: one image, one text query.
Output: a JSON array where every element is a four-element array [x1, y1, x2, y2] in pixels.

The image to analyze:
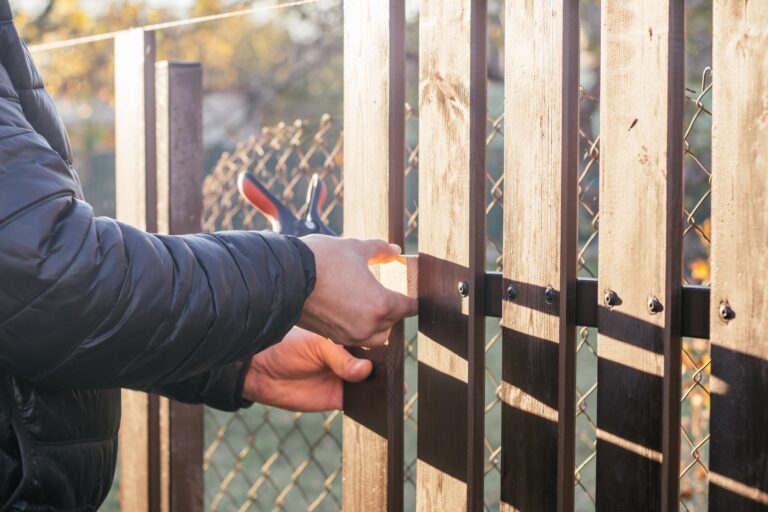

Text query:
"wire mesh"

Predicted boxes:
[[679, 67, 713, 512], [200, 74, 713, 510], [202, 117, 345, 512], [574, 85, 600, 511], [403, 105, 420, 509]]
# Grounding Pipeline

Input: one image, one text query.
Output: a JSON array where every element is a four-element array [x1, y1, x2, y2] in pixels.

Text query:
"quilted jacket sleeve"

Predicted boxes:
[[0, 140, 316, 390], [0, 11, 316, 393], [150, 360, 253, 412]]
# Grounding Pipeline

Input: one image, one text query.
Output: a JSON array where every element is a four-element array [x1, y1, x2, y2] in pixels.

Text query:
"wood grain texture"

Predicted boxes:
[[596, 2, 684, 511], [379, 256, 419, 300], [709, 3, 768, 510], [115, 28, 158, 512], [417, 1, 486, 510], [501, 1, 579, 510], [341, 2, 405, 511], [156, 61, 205, 512], [115, 29, 157, 233]]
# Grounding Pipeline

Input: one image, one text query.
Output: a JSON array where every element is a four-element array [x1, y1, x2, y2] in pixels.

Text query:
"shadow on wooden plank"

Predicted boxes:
[[710, 344, 768, 509]]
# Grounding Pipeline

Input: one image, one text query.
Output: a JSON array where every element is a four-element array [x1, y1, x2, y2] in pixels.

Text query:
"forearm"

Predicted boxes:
[[149, 360, 252, 412], [0, 20, 321, 392], [1, 187, 315, 389]]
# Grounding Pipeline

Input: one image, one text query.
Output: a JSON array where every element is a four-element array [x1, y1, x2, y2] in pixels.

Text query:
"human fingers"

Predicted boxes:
[[358, 239, 402, 265], [319, 340, 373, 382], [383, 289, 418, 321], [363, 328, 392, 348]]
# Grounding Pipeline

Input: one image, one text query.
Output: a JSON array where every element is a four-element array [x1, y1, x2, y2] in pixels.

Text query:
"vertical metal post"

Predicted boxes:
[[156, 61, 205, 512]]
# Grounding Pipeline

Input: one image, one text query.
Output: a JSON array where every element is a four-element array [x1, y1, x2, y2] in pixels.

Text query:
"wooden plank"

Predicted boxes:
[[501, 1, 579, 510], [156, 61, 205, 512], [596, 2, 684, 510], [115, 29, 157, 233], [379, 257, 419, 300], [417, 1, 486, 510], [115, 28, 158, 512], [709, 3, 768, 509], [341, 2, 405, 511]]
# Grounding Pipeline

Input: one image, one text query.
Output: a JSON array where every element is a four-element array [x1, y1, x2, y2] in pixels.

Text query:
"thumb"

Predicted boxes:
[[321, 341, 373, 382], [359, 239, 402, 265]]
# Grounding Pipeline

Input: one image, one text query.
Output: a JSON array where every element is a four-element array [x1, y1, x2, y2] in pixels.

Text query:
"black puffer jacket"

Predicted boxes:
[[0, 3, 316, 510]]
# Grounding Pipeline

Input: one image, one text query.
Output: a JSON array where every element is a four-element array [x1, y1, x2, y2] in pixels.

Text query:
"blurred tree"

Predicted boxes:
[[12, 0, 347, 219], [15, 0, 344, 125], [13, 0, 713, 125]]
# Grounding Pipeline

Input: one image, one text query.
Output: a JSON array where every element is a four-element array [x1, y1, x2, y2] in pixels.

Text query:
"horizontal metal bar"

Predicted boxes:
[[483, 274, 710, 339], [680, 283, 710, 340]]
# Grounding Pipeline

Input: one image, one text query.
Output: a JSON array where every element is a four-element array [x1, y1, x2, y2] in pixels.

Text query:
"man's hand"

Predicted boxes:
[[243, 327, 372, 412], [299, 235, 418, 347]]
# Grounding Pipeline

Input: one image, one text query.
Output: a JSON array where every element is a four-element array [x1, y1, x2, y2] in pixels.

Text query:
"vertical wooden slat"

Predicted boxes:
[[501, 1, 579, 510], [596, 2, 684, 510], [115, 28, 159, 512], [709, 3, 768, 510], [341, 2, 405, 511], [156, 61, 205, 512], [417, 1, 487, 510], [115, 29, 157, 233]]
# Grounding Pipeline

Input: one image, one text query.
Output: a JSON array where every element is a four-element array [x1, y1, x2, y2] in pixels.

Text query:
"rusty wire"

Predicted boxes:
[[201, 70, 713, 509]]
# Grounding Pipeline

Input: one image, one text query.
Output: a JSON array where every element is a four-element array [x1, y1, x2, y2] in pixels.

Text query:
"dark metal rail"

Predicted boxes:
[[483, 274, 710, 339]]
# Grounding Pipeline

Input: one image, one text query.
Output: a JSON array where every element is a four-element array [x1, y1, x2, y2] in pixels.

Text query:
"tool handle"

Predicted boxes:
[[306, 174, 336, 236], [238, 171, 336, 237], [237, 172, 298, 233]]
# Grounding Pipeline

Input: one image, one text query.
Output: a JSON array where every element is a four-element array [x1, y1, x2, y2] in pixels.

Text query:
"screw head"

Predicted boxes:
[[458, 281, 469, 297], [544, 286, 555, 304], [647, 296, 663, 314], [604, 290, 618, 307], [506, 284, 517, 301], [719, 302, 735, 321]]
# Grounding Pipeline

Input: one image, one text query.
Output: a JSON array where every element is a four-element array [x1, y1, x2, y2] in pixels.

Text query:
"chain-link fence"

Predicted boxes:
[[679, 67, 713, 512], [201, 68, 713, 509], [202, 117, 345, 512]]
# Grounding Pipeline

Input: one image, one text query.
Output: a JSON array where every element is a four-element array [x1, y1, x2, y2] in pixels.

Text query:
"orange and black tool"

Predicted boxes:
[[237, 172, 336, 237]]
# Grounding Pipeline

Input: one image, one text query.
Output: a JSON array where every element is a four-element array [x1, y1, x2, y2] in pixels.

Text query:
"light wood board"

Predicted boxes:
[[342, 2, 405, 511], [115, 28, 158, 512], [709, 2, 768, 509], [501, 1, 579, 510], [596, 2, 684, 510], [417, 1, 487, 510]]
